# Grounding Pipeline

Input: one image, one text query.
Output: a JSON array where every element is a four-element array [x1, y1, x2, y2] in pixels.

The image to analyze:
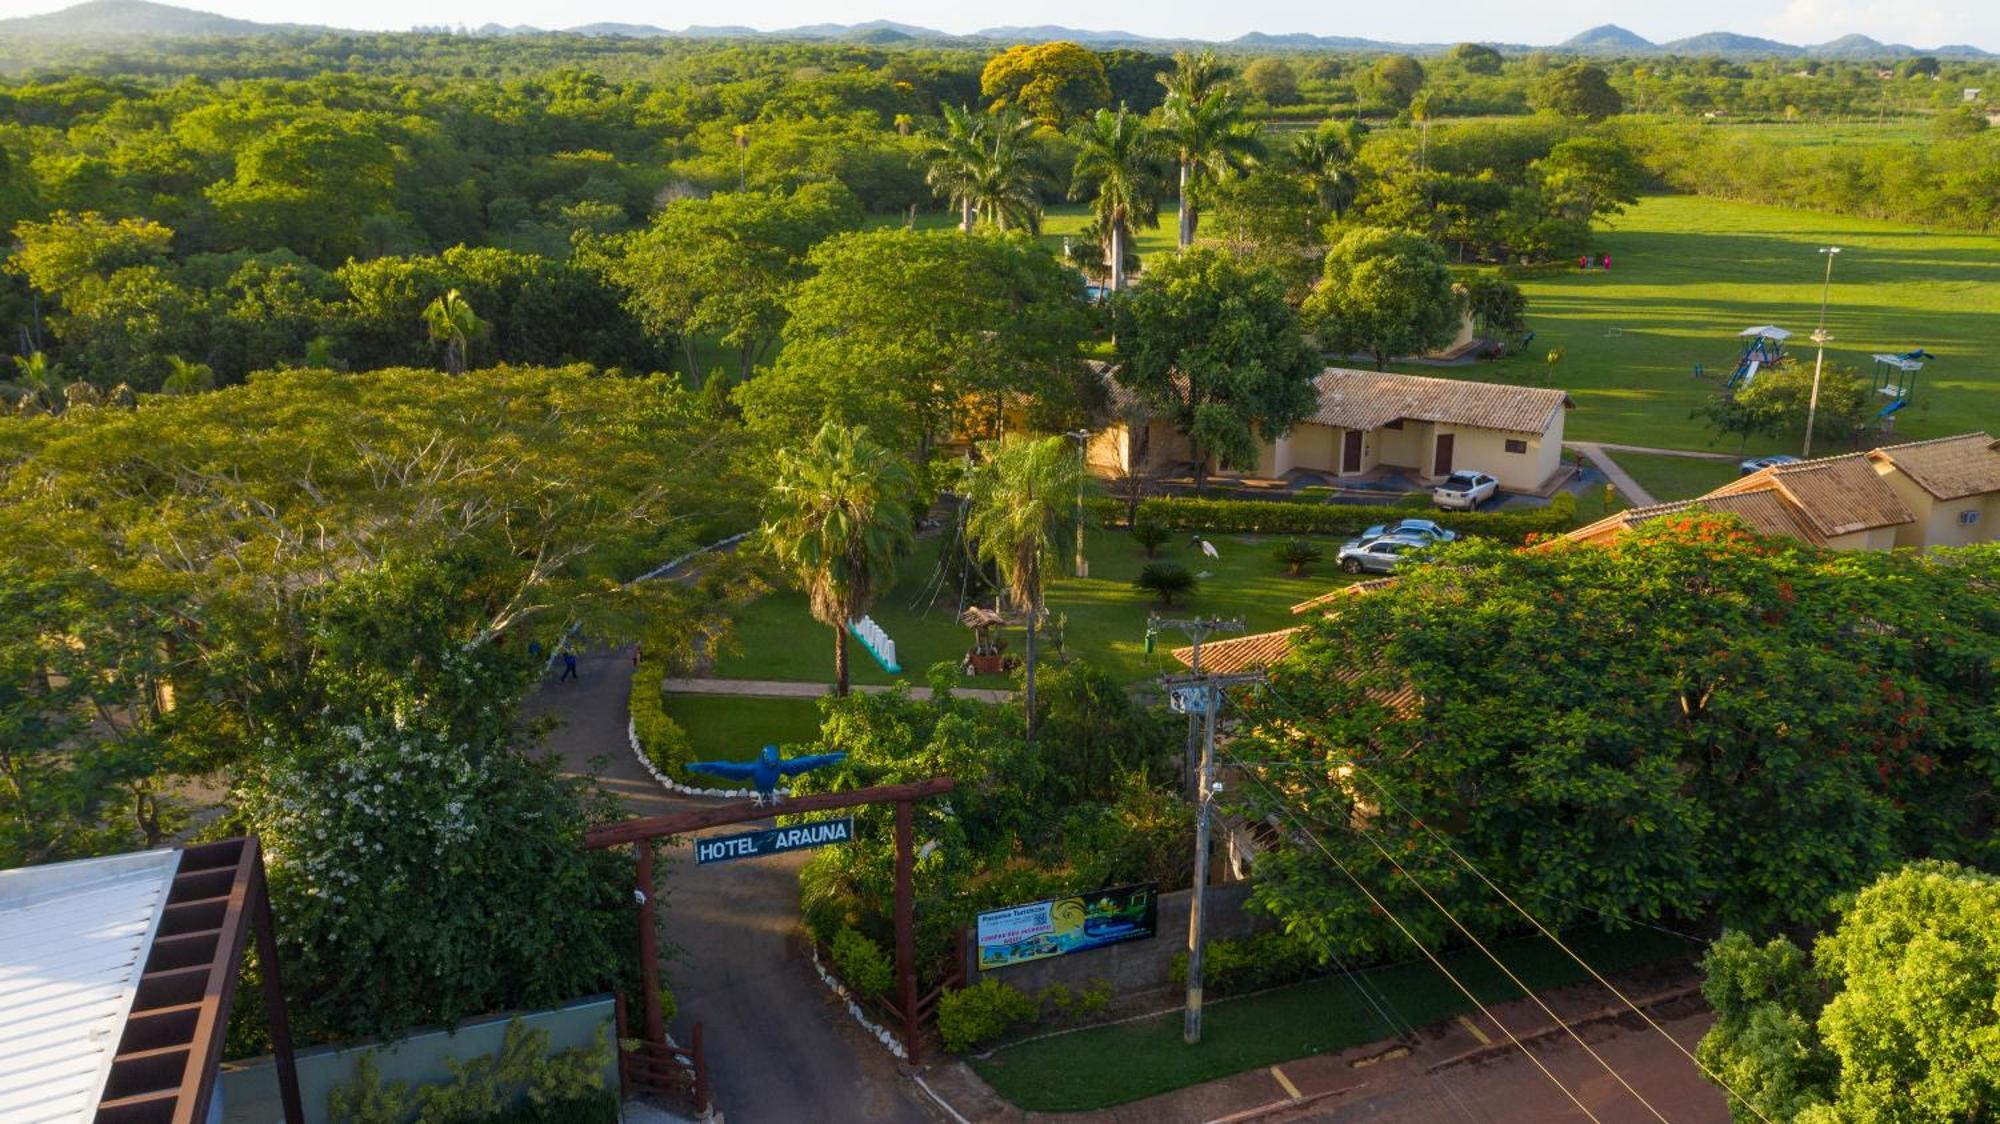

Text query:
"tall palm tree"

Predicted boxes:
[[964, 434, 1088, 739], [1288, 121, 1364, 222], [924, 105, 988, 233], [762, 423, 919, 697], [422, 289, 484, 375], [1157, 51, 1259, 249], [160, 356, 214, 396], [1069, 106, 1166, 294], [966, 109, 1047, 233]]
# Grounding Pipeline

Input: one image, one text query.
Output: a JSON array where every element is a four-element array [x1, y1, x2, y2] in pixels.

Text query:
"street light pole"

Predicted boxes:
[[1803, 246, 1841, 459], [1069, 429, 1091, 577]]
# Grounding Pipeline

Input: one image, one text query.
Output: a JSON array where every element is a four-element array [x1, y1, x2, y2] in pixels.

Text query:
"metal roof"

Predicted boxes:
[[0, 850, 181, 1124]]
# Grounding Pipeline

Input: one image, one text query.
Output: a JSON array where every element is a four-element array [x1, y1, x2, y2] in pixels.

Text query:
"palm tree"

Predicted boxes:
[[422, 289, 484, 375], [762, 423, 919, 697], [1069, 106, 1166, 294], [160, 356, 214, 396], [1157, 51, 1258, 249], [964, 434, 1088, 739], [924, 105, 988, 233], [966, 109, 1046, 233], [1288, 121, 1363, 222], [2, 351, 66, 414]]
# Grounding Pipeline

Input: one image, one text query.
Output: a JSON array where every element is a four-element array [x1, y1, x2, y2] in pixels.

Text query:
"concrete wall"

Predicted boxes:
[[217, 995, 619, 1124], [972, 883, 1272, 998]]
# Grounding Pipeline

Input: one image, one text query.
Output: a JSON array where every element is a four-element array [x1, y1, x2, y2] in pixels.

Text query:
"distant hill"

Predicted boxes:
[[0, 0, 308, 38], [1662, 31, 1803, 57], [1561, 25, 1655, 52], [0, 1, 1991, 58]]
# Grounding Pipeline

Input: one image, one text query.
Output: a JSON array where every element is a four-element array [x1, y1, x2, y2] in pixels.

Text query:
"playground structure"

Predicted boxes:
[[1870, 349, 1932, 425], [1726, 326, 1792, 388]]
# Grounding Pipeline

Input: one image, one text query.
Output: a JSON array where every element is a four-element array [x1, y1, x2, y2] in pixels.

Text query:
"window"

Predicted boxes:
[[1960, 510, 1981, 526], [1504, 439, 1528, 454]]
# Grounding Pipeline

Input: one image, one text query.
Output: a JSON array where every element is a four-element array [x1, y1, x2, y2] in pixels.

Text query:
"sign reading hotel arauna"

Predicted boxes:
[[694, 817, 855, 865]]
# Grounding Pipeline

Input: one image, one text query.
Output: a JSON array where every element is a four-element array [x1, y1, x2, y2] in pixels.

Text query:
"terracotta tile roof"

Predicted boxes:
[[1867, 432, 2000, 500], [1563, 491, 1828, 546], [1170, 628, 1302, 675], [1290, 578, 1398, 615], [1308, 368, 1572, 435], [1711, 453, 1914, 539]]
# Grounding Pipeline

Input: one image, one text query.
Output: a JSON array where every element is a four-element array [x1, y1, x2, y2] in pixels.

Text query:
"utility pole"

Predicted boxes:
[[1069, 429, 1091, 577], [1803, 246, 1841, 459], [1162, 667, 1265, 1046], [1150, 615, 1244, 798]]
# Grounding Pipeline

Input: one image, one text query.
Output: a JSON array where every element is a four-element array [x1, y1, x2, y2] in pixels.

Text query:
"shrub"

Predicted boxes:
[[328, 1021, 613, 1124], [630, 680, 694, 780], [1170, 929, 1324, 997], [1131, 519, 1171, 557], [1036, 979, 1115, 1026], [1272, 537, 1323, 576], [1133, 562, 1198, 606], [1093, 492, 1576, 543], [937, 979, 1039, 1053], [830, 926, 894, 998]]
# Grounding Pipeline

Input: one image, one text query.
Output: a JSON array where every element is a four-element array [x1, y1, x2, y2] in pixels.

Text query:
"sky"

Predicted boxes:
[[0, 0, 1994, 48]]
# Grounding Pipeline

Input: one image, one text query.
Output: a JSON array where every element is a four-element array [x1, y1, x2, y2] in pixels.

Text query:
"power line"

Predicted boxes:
[[1243, 681, 1772, 1123], [1228, 759, 1605, 1123]]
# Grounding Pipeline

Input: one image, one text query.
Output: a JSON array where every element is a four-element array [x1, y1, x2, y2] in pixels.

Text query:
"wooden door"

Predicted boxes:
[[1341, 429, 1363, 474], [1433, 434, 1455, 476]]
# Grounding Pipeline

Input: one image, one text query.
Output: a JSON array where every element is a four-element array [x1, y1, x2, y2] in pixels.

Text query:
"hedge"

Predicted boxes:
[[1096, 491, 1575, 543], [630, 679, 694, 781]]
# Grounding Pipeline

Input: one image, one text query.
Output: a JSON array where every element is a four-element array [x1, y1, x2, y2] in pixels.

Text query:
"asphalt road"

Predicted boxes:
[[527, 648, 931, 1124]]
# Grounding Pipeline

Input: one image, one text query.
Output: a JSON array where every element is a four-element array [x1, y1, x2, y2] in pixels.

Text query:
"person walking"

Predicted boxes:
[[559, 645, 579, 682]]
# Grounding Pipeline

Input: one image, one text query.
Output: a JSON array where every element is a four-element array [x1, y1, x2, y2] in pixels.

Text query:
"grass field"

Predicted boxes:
[[1423, 194, 2000, 451], [1612, 452, 1743, 503], [661, 694, 826, 762], [711, 528, 1363, 687], [970, 925, 1700, 1112]]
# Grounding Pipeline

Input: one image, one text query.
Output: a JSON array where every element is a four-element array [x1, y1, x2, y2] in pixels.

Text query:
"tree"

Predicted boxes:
[[924, 104, 990, 233], [963, 109, 1047, 233], [159, 355, 213, 396], [1287, 120, 1366, 223], [1531, 63, 1625, 121], [1734, 360, 1873, 450], [1699, 862, 2000, 1122], [1156, 51, 1258, 249], [735, 229, 1094, 461], [964, 434, 1087, 737], [1449, 43, 1504, 76], [1133, 561, 1197, 606], [1464, 277, 1527, 340], [1112, 247, 1320, 493], [1369, 56, 1427, 108], [422, 289, 484, 374], [1305, 227, 1463, 369], [1069, 106, 1168, 293], [611, 183, 861, 380], [980, 42, 1111, 129], [1242, 58, 1299, 106], [1534, 135, 1644, 228], [206, 114, 401, 264], [760, 422, 919, 697], [2, 352, 71, 414]]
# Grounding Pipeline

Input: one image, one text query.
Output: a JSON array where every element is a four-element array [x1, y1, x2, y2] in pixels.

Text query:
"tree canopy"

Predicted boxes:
[[1304, 227, 1463, 369]]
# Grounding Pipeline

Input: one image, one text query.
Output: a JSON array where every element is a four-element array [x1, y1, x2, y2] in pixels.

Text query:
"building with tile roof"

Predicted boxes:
[[1865, 433, 2000, 549], [1089, 367, 1573, 493]]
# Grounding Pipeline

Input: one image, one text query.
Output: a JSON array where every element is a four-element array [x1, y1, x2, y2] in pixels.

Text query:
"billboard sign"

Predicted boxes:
[[974, 882, 1157, 970]]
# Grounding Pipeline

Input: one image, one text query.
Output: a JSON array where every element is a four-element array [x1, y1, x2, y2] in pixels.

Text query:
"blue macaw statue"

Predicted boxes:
[[686, 745, 848, 805]]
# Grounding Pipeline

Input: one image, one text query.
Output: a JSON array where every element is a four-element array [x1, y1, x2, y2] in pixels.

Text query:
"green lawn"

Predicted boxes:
[[711, 528, 1364, 687], [1611, 452, 1744, 503], [661, 693, 826, 768], [970, 925, 1698, 1112], [1391, 194, 2000, 450], [864, 201, 1183, 267]]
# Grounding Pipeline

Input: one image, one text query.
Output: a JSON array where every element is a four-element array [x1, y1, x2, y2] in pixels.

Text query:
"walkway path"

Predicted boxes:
[[664, 675, 1013, 704], [528, 649, 931, 1124], [1566, 442, 1660, 507]]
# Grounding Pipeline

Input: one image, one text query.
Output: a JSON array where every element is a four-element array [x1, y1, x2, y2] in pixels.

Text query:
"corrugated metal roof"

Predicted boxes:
[[0, 849, 180, 1124], [1868, 432, 2000, 500], [1308, 368, 1572, 435]]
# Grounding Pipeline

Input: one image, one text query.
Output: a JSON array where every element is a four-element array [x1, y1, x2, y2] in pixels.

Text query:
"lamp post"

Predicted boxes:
[[1068, 429, 1091, 577], [1803, 246, 1841, 459]]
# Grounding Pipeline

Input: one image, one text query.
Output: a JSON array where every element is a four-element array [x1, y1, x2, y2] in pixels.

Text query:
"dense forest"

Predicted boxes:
[[1, 35, 1994, 394]]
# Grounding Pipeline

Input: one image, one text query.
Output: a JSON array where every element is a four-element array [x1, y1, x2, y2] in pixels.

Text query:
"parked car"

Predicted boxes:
[[1432, 471, 1499, 511], [1337, 534, 1429, 574], [1740, 454, 1801, 475], [1361, 518, 1458, 545]]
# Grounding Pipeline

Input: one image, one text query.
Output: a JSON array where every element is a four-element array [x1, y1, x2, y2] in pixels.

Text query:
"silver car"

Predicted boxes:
[[1433, 471, 1499, 511], [1337, 535, 1428, 574], [1361, 518, 1458, 545]]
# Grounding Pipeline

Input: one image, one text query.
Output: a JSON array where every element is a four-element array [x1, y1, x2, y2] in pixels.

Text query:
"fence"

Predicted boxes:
[[216, 994, 619, 1124]]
